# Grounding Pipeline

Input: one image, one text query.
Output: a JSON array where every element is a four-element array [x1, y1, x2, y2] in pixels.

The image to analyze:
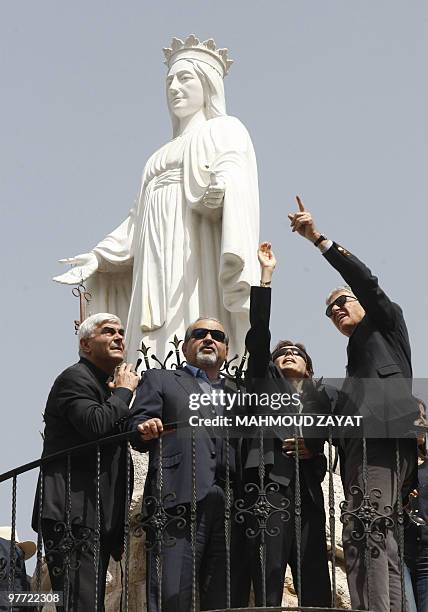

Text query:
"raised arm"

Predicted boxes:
[[288, 196, 398, 329], [245, 242, 276, 379]]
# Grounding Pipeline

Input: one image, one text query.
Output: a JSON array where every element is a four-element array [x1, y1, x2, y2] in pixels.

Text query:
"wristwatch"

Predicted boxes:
[[313, 234, 327, 247]]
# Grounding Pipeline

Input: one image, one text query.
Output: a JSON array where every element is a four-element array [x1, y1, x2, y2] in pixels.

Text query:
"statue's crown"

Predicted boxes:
[[163, 35, 233, 78]]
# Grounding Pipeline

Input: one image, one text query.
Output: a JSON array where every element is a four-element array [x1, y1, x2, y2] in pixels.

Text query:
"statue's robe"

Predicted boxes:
[[87, 115, 259, 361]]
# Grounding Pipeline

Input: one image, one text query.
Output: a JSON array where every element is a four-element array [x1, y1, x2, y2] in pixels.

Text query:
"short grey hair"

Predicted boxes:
[[184, 317, 229, 345], [78, 313, 122, 355], [325, 285, 356, 305]]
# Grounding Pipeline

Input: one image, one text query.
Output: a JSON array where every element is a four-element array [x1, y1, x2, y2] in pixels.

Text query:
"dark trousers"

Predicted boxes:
[[147, 484, 244, 612], [341, 440, 415, 612], [41, 519, 114, 612], [245, 479, 331, 607]]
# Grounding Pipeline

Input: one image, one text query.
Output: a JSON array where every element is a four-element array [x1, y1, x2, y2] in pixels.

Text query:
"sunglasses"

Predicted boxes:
[[190, 328, 227, 343], [274, 346, 307, 362], [325, 294, 358, 318]]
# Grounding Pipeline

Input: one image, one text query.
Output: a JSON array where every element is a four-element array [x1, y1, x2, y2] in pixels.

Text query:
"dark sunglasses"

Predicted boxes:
[[273, 346, 307, 362], [190, 328, 227, 343], [325, 294, 358, 318]]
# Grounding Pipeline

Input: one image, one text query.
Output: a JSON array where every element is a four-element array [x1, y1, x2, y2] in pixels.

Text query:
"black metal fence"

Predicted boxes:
[[0, 343, 413, 611], [0, 431, 412, 610], [0, 424, 344, 611]]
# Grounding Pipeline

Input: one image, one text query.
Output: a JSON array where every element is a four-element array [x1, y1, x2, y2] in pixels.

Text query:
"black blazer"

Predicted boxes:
[[129, 367, 238, 509], [244, 285, 332, 507], [323, 242, 418, 434], [32, 359, 132, 559]]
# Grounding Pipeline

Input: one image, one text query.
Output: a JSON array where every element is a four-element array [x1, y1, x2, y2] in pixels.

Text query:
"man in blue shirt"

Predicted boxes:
[[130, 317, 241, 612]]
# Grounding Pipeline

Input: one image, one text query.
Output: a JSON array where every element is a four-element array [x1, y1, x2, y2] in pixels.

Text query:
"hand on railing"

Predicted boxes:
[[137, 418, 164, 441]]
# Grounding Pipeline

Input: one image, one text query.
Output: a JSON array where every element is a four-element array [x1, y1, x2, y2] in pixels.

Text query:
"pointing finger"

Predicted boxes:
[[296, 195, 305, 212]]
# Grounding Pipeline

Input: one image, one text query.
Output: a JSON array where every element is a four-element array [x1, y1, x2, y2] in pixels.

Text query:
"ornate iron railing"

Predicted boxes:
[[0, 337, 413, 611], [1, 430, 411, 610]]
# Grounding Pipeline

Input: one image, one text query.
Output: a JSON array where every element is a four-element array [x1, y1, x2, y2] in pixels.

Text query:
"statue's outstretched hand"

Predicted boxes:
[[288, 196, 321, 243], [53, 252, 99, 285], [201, 172, 225, 209]]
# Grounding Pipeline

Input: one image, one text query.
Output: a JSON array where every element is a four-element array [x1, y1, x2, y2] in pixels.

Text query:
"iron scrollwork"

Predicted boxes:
[[340, 485, 394, 547], [134, 494, 187, 550], [44, 520, 93, 576], [235, 481, 290, 539]]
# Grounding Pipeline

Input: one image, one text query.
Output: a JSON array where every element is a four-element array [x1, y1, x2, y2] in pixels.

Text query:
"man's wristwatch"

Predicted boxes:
[[313, 234, 327, 247], [260, 280, 271, 287]]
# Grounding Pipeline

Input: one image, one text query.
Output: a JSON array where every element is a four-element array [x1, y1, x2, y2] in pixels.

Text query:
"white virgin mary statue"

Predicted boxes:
[[55, 36, 260, 361]]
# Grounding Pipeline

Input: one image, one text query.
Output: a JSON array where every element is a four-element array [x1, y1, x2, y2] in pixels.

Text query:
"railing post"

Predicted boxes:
[[191, 428, 197, 612], [8, 474, 17, 595], [328, 433, 337, 608], [94, 444, 101, 611], [122, 442, 132, 612], [224, 430, 231, 610], [294, 434, 302, 605]]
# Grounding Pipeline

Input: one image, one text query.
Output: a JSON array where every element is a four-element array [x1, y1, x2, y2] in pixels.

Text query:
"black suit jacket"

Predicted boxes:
[[323, 242, 418, 436], [244, 285, 332, 507], [32, 358, 133, 558], [129, 367, 238, 509]]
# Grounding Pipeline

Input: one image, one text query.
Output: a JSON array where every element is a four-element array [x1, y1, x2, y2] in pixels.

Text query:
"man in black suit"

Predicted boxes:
[[32, 313, 139, 611], [288, 197, 417, 612], [242, 242, 332, 607], [129, 318, 240, 612]]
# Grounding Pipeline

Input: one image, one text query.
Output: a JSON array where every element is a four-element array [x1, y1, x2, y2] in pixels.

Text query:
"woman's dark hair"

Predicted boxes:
[[271, 339, 314, 377]]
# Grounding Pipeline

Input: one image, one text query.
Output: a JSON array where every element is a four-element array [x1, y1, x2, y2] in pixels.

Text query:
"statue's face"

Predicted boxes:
[[166, 60, 204, 119]]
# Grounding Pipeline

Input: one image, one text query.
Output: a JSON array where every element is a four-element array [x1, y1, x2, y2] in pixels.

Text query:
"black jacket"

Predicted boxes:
[[243, 285, 333, 507], [323, 242, 418, 436], [32, 358, 133, 559], [129, 367, 239, 508]]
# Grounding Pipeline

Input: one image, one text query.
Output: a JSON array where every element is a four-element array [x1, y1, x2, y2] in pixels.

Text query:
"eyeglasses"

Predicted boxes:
[[325, 295, 358, 318], [274, 346, 307, 362], [190, 328, 227, 343]]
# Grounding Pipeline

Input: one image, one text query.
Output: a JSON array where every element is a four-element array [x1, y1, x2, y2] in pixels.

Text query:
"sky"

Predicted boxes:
[[1, 0, 427, 555]]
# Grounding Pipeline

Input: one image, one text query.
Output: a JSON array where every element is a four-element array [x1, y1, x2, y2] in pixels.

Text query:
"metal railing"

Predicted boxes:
[[0, 340, 412, 611], [1, 430, 408, 610]]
